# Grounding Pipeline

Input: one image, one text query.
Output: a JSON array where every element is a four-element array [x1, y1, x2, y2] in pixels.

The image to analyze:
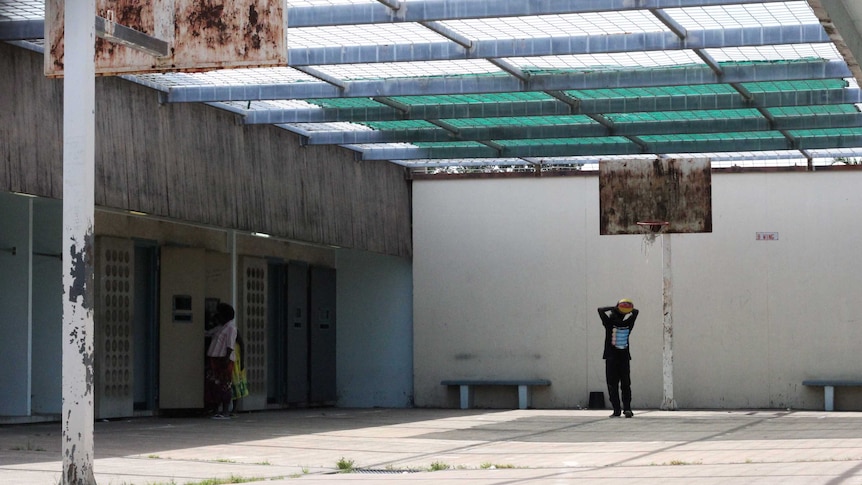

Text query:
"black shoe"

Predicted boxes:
[[610, 411, 622, 418], [624, 410, 634, 418]]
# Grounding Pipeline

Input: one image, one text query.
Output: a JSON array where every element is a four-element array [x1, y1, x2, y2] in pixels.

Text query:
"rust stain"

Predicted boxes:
[[47, 2, 65, 73], [599, 158, 712, 235], [186, 1, 231, 46], [245, 4, 262, 50], [47, 0, 286, 76]]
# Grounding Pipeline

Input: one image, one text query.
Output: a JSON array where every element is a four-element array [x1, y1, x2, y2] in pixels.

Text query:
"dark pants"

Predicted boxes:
[[205, 356, 234, 414], [605, 358, 632, 413]]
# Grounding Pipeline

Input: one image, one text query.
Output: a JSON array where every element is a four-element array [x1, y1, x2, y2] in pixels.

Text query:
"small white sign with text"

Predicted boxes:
[[756, 232, 779, 241]]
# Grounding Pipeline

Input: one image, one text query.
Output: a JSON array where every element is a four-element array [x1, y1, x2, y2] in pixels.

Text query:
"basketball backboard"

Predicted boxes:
[[599, 158, 713, 235], [45, 0, 287, 77]]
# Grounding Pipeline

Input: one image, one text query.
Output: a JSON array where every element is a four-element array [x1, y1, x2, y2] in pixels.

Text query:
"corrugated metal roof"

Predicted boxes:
[[3, 0, 862, 172]]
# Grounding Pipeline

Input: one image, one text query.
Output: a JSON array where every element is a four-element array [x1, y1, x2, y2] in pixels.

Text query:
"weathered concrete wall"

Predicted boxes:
[[413, 170, 862, 411], [0, 42, 411, 258]]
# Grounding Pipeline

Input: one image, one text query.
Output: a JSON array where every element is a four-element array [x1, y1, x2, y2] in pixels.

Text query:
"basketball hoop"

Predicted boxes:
[[636, 220, 669, 251], [636, 220, 670, 233]]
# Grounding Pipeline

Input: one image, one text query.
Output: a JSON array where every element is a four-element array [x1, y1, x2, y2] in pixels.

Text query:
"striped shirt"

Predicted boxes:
[[207, 320, 238, 360]]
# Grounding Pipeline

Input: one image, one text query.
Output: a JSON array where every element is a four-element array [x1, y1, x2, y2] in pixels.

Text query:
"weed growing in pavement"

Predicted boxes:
[[480, 462, 516, 469], [336, 457, 356, 472]]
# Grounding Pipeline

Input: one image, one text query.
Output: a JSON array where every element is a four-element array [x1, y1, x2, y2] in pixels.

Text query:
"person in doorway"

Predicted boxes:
[[598, 299, 639, 418], [205, 303, 238, 419]]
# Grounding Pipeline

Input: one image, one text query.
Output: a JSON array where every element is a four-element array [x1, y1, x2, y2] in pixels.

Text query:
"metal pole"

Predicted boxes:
[[62, 0, 97, 482], [229, 229, 238, 310], [660, 232, 677, 410], [26, 198, 33, 415]]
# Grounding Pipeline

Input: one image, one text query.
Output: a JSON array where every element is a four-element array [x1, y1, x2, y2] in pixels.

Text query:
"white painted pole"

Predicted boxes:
[[660, 232, 677, 411], [26, 198, 33, 415], [62, 0, 97, 482], [229, 229, 238, 310]]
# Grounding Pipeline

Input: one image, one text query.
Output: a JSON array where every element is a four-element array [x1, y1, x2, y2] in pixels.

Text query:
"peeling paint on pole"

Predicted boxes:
[[61, 0, 97, 482], [660, 232, 677, 411], [67, 232, 94, 308], [62, 231, 97, 483]]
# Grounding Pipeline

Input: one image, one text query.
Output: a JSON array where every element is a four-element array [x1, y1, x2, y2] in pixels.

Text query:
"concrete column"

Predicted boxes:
[[62, 0, 97, 483]]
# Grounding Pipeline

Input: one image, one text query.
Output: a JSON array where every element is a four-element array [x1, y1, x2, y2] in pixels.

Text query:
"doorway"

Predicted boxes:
[[133, 241, 158, 412]]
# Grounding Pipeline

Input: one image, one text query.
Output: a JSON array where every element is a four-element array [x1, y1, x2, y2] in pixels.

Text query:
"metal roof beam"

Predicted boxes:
[[296, 112, 862, 145], [354, 133, 862, 160], [395, 150, 862, 168], [291, 66, 348, 90], [419, 21, 473, 49], [0, 19, 43, 40], [287, 25, 829, 66], [488, 58, 529, 82], [399, 148, 862, 167], [295, 124, 602, 145], [243, 98, 570, 123], [166, 60, 853, 102], [376, 0, 402, 10], [651, 9, 687, 38], [242, 88, 861, 124], [287, 0, 793, 27]]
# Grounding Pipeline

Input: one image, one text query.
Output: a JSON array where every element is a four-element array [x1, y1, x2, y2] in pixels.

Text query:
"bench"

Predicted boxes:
[[441, 379, 551, 410], [802, 379, 862, 411]]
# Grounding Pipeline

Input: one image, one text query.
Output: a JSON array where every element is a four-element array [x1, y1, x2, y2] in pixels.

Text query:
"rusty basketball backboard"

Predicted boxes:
[[45, 0, 287, 77], [599, 158, 712, 235]]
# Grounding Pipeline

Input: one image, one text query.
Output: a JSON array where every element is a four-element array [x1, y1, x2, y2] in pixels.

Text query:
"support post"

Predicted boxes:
[[824, 386, 835, 412], [62, 0, 97, 482], [660, 232, 677, 411], [518, 385, 530, 409], [229, 229, 238, 310], [26, 198, 34, 415], [459, 385, 472, 409]]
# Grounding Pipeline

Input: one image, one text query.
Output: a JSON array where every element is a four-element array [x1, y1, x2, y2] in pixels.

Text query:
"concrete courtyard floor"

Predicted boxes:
[[1, 408, 861, 484]]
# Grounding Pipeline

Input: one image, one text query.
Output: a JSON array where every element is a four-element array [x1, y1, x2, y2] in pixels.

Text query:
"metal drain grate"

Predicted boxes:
[[351, 469, 422, 475]]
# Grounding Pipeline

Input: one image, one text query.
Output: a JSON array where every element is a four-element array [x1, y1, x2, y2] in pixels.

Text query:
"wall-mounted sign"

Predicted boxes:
[[172, 294, 193, 323]]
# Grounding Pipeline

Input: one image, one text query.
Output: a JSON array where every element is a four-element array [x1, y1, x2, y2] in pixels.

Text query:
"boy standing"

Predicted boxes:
[[598, 299, 638, 418]]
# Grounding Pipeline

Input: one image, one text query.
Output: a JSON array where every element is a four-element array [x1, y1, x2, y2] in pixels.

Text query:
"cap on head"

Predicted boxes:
[[616, 298, 634, 314]]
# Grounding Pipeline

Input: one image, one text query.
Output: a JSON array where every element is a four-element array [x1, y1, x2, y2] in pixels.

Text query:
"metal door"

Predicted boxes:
[[285, 261, 309, 404], [308, 266, 336, 404]]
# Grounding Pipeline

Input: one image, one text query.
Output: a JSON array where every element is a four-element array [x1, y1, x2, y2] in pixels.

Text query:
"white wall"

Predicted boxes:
[[337, 249, 413, 407], [412, 170, 862, 410]]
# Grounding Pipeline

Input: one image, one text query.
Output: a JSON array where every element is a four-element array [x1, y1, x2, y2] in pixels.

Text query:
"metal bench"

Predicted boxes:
[[441, 379, 551, 409], [802, 379, 862, 411]]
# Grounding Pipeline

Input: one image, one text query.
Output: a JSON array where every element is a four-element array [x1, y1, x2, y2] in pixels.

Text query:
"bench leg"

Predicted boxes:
[[518, 385, 529, 409], [459, 385, 473, 410], [824, 386, 835, 411]]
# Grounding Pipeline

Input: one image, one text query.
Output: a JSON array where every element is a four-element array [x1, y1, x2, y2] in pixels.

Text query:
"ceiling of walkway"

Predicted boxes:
[[4, 0, 862, 173]]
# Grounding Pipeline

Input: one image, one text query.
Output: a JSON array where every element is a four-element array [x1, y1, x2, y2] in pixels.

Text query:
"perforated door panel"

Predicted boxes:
[[240, 257, 268, 410], [95, 237, 135, 419]]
